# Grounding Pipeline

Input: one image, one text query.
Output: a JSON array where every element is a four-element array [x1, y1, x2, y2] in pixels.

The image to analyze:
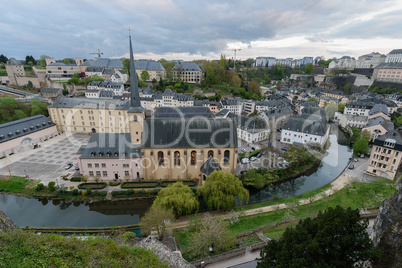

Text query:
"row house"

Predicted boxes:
[[366, 130, 402, 180]]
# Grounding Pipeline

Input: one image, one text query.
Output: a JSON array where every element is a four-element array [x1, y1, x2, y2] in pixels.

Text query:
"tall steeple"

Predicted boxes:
[[128, 33, 144, 113]]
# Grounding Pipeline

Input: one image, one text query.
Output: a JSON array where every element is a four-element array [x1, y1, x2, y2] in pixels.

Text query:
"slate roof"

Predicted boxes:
[[142, 118, 237, 149], [90, 58, 124, 69], [365, 117, 394, 132], [373, 130, 402, 152], [152, 107, 214, 118], [388, 49, 402, 54], [200, 157, 222, 175], [370, 104, 389, 116], [86, 66, 104, 72], [375, 62, 402, 69], [49, 97, 130, 110], [173, 95, 193, 101], [172, 62, 202, 72], [134, 60, 165, 71], [7, 58, 21, 65], [78, 133, 141, 159], [215, 109, 230, 117], [48, 62, 77, 67], [100, 91, 113, 98], [263, 107, 293, 119], [283, 114, 328, 136], [102, 68, 115, 75], [0, 115, 55, 144], [228, 113, 268, 133]]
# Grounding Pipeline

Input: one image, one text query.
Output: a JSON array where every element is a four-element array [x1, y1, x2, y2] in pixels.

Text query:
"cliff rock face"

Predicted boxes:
[[0, 210, 18, 233], [372, 180, 402, 267]]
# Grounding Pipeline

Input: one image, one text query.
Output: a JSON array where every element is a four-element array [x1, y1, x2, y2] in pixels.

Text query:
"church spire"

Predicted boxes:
[[128, 33, 143, 113]]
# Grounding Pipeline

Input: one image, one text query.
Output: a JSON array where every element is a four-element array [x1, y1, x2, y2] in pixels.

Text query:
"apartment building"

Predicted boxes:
[[366, 130, 402, 179]]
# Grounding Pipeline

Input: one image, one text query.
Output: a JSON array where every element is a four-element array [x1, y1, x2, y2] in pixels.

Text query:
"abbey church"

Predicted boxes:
[[68, 36, 238, 185]]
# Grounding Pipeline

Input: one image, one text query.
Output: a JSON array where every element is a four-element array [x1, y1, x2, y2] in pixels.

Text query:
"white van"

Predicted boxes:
[[241, 158, 250, 164]]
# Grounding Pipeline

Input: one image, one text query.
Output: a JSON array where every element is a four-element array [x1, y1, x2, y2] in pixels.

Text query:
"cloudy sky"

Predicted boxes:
[[1, 0, 402, 61]]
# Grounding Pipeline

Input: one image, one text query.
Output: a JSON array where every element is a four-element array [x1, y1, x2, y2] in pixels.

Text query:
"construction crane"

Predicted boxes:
[[233, 49, 241, 70], [90, 49, 104, 58]]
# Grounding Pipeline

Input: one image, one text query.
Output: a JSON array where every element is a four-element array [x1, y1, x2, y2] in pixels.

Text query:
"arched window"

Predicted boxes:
[[134, 115, 138, 122], [191, 151, 196, 165], [174, 151, 181, 166], [158, 151, 164, 166], [208, 150, 214, 158], [224, 150, 230, 165]]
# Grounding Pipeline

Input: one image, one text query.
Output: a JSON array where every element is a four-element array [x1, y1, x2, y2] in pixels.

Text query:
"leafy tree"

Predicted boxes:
[[198, 171, 249, 210], [63, 59, 70, 64], [25, 55, 37, 65], [140, 70, 150, 81], [338, 103, 345, 113], [0, 54, 8, 64], [26, 81, 34, 90], [153, 181, 199, 216], [308, 97, 318, 103], [122, 58, 130, 75], [240, 169, 266, 190], [326, 103, 338, 118], [139, 206, 175, 238], [39, 54, 51, 66], [187, 213, 236, 259], [257, 206, 379, 267], [248, 80, 260, 94], [353, 136, 369, 155], [229, 74, 242, 88], [304, 63, 314, 74]]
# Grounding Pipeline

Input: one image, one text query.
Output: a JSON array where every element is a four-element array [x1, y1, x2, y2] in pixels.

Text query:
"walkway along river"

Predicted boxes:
[[0, 125, 352, 227]]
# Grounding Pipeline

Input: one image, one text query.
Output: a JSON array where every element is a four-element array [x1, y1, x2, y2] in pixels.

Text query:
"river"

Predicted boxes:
[[0, 125, 351, 227]]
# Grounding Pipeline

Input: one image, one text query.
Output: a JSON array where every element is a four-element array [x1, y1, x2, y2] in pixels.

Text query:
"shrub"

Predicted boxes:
[[86, 188, 92, 196], [121, 181, 158, 189], [72, 189, 79, 196], [69, 186, 75, 190], [70, 177, 81, 182], [78, 182, 107, 190], [48, 181, 56, 191], [82, 190, 87, 196], [109, 181, 121, 186], [35, 183, 44, 191], [98, 191, 107, 197]]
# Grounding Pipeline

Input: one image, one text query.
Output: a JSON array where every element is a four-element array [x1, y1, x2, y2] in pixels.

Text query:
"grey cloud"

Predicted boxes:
[[0, 0, 401, 60]]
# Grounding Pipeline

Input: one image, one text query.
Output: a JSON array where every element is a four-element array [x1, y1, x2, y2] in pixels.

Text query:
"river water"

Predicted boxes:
[[248, 125, 352, 203], [0, 125, 351, 227]]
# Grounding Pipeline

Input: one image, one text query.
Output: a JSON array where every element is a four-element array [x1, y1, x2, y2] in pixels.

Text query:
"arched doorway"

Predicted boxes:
[[92, 128, 96, 133]]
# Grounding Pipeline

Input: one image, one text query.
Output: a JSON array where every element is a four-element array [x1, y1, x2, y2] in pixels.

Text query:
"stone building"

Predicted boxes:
[[172, 62, 202, 84], [0, 115, 58, 158], [366, 129, 402, 179]]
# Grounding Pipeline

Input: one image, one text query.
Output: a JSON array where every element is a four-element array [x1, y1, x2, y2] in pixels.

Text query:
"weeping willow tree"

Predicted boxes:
[[152, 181, 199, 216], [198, 171, 249, 211]]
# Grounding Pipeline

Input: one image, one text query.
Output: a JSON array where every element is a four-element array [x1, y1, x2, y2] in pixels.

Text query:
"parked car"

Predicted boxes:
[[354, 158, 358, 162], [65, 163, 73, 170], [74, 163, 79, 170], [241, 148, 247, 153], [241, 158, 250, 164], [360, 154, 365, 158], [256, 153, 262, 158], [281, 146, 289, 151], [250, 156, 257, 161], [348, 164, 354, 169], [262, 150, 267, 155], [251, 147, 256, 151]]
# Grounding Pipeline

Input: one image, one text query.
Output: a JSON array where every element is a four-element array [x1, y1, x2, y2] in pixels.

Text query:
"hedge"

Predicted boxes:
[[121, 181, 158, 189], [70, 177, 82, 182], [78, 182, 107, 190], [111, 189, 158, 197], [160, 180, 197, 187], [109, 181, 121, 186]]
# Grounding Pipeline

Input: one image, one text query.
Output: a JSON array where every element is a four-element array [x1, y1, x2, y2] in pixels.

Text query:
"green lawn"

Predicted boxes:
[[174, 178, 397, 260], [0, 230, 168, 267]]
